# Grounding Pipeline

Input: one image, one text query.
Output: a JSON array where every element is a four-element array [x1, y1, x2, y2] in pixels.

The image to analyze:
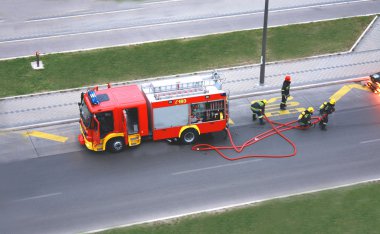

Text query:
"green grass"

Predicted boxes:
[[0, 16, 373, 97], [97, 181, 380, 234]]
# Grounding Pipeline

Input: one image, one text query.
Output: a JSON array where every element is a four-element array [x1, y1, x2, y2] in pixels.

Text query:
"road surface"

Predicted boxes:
[[1, 0, 379, 59], [0, 83, 379, 233]]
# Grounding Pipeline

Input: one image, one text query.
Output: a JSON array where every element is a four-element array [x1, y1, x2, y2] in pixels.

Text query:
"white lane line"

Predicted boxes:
[[3, 12, 259, 44], [172, 159, 263, 175], [26, 0, 183, 22], [360, 138, 380, 144], [269, 0, 373, 15], [3, 0, 375, 44], [26, 8, 142, 22], [14, 192, 62, 202], [143, 0, 183, 6]]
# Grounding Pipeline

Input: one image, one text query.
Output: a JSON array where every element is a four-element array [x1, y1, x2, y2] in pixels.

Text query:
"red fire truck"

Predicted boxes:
[[78, 72, 228, 152]]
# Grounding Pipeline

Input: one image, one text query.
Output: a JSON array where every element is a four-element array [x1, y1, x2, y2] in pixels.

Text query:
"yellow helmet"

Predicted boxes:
[[262, 99, 268, 104], [307, 107, 314, 113], [330, 98, 336, 105]]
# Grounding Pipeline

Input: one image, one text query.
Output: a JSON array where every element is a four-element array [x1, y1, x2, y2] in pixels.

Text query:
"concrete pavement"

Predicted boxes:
[[0, 16, 379, 131]]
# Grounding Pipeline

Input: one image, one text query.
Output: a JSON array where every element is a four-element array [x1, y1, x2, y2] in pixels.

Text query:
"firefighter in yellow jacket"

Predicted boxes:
[[319, 98, 336, 130], [298, 107, 314, 127], [251, 99, 267, 125]]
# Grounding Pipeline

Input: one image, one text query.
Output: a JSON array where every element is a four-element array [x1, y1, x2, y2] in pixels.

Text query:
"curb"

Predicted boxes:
[[0, 12, 375, 62], [350, 15, 378, 52], [85, 177, 380, 234], [229, 76, 369, 100], [0, 76, 369, 132], [0, 118, 79, 133], [0, 51, 356, 101]]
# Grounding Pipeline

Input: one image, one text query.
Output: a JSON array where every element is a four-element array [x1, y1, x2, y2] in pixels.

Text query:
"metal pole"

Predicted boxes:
[[36, 51, 40, 67], [259, 0, 269, 85]]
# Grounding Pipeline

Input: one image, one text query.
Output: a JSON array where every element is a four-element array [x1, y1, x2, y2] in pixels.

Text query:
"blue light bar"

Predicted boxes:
[[88, 90, 100, 105]]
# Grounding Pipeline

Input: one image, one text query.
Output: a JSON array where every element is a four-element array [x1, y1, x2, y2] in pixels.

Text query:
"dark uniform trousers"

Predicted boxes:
[[319, 102, 335, 130]]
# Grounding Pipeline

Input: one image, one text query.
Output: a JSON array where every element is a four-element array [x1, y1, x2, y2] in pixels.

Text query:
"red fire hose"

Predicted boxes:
[[192, 115, 321, 160]]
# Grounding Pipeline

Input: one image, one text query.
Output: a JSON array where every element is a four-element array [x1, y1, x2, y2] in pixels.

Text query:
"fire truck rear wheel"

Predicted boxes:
[[180, 129, 199, 144], [107, 138, 124, 153]]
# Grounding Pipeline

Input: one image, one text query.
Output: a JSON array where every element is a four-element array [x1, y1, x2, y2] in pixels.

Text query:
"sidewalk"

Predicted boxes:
[[1, 17, 379, 131]]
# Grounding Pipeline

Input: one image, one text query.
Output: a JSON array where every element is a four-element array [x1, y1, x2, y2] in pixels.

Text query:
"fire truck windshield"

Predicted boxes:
[[79, 101, 92, 128]]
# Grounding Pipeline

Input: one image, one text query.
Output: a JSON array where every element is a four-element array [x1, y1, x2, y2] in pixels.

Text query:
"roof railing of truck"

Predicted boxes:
[[141, 71, 222, 95], [153, 87, 207, 100]]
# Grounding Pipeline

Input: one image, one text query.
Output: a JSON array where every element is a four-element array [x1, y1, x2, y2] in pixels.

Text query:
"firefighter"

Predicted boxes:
[[319, 98, 336, 130], [298, 107, 314, 127], [280, 75, 291, 110], [251, 99, 267, 125]]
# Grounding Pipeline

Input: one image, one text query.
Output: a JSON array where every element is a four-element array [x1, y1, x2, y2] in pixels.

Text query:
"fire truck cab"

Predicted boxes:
[[78, 72, 228, 152]]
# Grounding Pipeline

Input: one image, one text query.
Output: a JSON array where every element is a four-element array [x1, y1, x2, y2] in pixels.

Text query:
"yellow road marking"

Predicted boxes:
[[330, 84, 370, 102], [251, 96, 302, 117], [228, 118, 235, 125], [249, 83, 370, 119], [266, 108, 305, 117], [24, 131, 68, 143], [251, 96, 294, 105], [266, 101, 300, 111]]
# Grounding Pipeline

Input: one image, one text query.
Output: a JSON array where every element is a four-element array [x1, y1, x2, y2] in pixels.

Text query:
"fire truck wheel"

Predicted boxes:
[[107, 138, 124, 153], [180, 129, 199, 144]]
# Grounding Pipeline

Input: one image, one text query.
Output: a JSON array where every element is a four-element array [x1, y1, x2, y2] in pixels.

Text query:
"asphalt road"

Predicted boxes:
[[1, 83, 379, 234], [1, 0, 379, 59], [1, 1, 380, 233]]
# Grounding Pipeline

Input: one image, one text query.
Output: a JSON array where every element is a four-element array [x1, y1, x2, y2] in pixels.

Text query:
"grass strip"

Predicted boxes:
[[97, 181, 380, 234], [0, 16, 373, 97]]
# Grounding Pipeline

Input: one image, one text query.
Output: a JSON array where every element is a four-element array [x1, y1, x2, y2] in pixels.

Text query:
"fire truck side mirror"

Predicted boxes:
[[78, 93, 83, 106], [80, 92, 84, 105]]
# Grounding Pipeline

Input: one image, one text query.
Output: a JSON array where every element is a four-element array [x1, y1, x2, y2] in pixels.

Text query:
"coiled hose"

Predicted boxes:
[[192, 115, 321, 160]]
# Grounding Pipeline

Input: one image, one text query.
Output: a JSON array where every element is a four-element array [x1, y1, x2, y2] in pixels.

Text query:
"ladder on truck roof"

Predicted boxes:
[[142, 72, 222, 100]]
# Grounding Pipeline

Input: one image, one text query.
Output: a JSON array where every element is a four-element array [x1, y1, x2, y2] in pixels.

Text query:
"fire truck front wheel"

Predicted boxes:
[[107, 138, 125, 153], [180, 129, 199, 144]]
